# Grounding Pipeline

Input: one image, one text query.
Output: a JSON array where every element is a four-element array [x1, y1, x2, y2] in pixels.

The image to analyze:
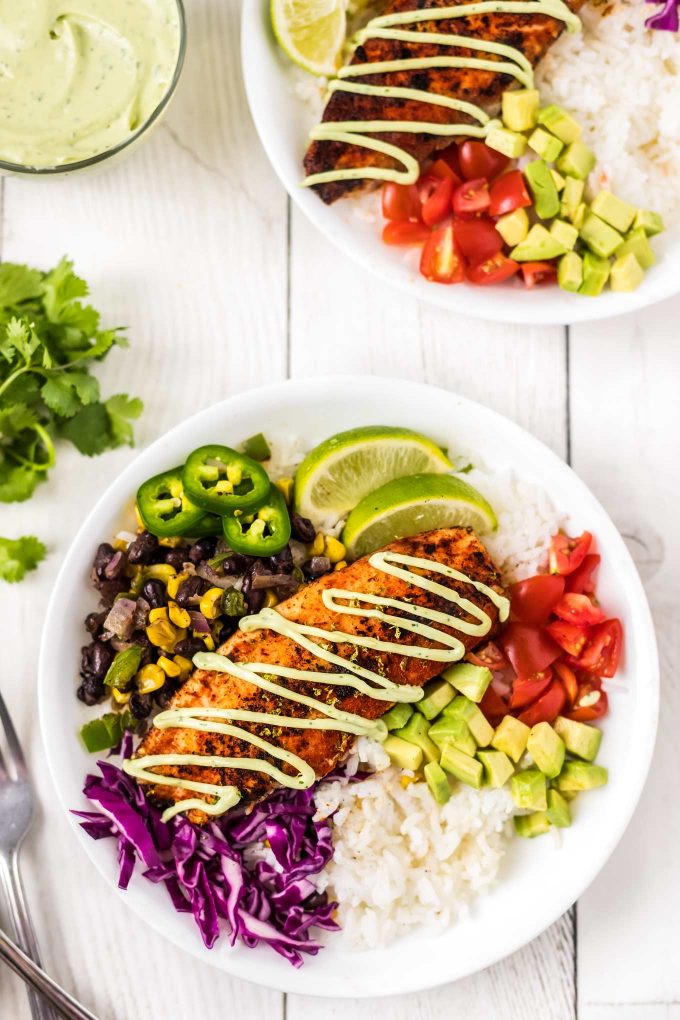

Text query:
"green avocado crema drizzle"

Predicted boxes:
[[123, 551, 509, 822], [301, 0, 581, 189]]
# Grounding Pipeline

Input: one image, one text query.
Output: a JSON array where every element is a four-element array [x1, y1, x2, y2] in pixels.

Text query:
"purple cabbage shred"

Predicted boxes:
[[645, 0, 679, 31]]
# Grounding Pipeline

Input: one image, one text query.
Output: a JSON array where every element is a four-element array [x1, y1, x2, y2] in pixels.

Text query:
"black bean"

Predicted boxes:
[[156, 679, 180, 708], [290, 513, 315, 543], [188, 537, 218, 564], [217, 618, 239, 644], [241, 572, 264, 614], [303, 556, 331, 578], [129, 693, 154, 719], [173, 637, 205, 659], [165, 548, 186, 571], [269, 545, 293, 573], [90, 641, 114, 680], [98, 579, 128, 608], [175, 575, 210, 608], [127, 531, 160, 565], [77, 676, 106, 706], [103, 550, 127, 580], [93, 543, 116, 580], [222, 552, 253, 574], [84, 611, 108, 636], [142, 579, 167, 609]]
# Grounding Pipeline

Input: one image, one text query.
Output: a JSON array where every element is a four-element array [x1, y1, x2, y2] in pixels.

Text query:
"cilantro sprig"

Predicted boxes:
[[0, 535, 46, 583], [0, 258, 143, 503]]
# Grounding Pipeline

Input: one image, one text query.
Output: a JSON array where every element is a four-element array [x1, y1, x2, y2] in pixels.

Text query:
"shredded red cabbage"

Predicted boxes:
[[645, 0, 679, 31], [73, 741, 340, 967]]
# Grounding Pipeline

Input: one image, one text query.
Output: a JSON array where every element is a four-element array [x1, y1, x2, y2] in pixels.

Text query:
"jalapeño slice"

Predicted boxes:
[[182, 444, 271, 516], [137, 467, 205, 537], [222, 485, 291, 556]]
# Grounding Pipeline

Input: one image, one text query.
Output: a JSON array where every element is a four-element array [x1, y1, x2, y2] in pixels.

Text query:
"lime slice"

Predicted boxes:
[[342, 473, 498, 560], [271, 0, 346, 77], [295, 426, 453, 526]]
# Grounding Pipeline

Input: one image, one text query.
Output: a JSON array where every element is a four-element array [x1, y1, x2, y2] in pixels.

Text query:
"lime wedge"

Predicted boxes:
[[342, 473, 498, 560], [271, 0, 346, 77], [295, 426, 453, 526]]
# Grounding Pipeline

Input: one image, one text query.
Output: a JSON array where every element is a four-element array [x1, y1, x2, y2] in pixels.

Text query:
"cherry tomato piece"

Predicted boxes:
[[453, 216, 503, 265], [566, 681, 609, 721], [575, 619, 623, 678], [549, 531, 593, 576], [419, 224, 465, 284], [546, 619, 590, 657], [467, 252, 519, 285], [509, 574, 565, 625], [517, 680, 567, 726], [382, 220, 432, 245], [430, 158, 462, 185], [553, 659, 579, 705], [422, 176, 455, 227], [382, 183, 421, 222], [520, 261, 557, 288], [553, 592, 606, 626], [458, 140, 510, 181], [465, 641, 509, 671], [509, 668, 553, 709], [566, 553, 601, 595], [500, 622, 561, 678], [488, 169, 532, 217], [479, 685, 510, 726], [453, 177, 490, 217], [437, 141, 463, 177]]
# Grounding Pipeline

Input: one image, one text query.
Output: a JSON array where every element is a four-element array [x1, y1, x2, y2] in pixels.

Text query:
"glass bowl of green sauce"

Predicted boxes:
[[0, 0, 186, 177]]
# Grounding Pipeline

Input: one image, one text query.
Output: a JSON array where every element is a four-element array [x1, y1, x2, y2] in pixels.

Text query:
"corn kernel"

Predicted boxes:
[[159, 535, 184, 548], [173, 654, 193, 678], [324, 537, 346, 564], [310, 533, 325, 556], [148, 606, 168, 624], [334, 560, 347, 572], [400, 774, 419, 789], [168, 602, 191, 628], [143, 563, 176, 584], [202, 634, 216, 651], [214, 479, 233, 494], [137, 663, 166, 694], [167, 570, 189, 600], [157, 655, 181, 678], [112, 687, 131, 706], [263, 590, 279, 609], [134, 505, 144, 529], [226, 464, 242, 486], [200, 587, 224, 620], [146, 619, 179, 650], [274, 477, 294, 505], [113, 538, 128, 552]]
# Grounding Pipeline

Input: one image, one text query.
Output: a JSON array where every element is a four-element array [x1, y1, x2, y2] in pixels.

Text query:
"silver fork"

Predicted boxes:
[[0, 689, 59, 1020]]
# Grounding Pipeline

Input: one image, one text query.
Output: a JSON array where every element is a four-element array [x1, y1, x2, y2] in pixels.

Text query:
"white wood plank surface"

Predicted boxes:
[[0, 1, 676, 1018]]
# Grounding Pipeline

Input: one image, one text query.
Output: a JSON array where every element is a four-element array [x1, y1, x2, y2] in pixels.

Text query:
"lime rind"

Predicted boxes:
[[270, 0, 347, 77]]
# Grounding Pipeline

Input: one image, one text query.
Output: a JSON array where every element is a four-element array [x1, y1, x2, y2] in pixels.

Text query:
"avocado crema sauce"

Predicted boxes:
[[0, 0, 182, 169]]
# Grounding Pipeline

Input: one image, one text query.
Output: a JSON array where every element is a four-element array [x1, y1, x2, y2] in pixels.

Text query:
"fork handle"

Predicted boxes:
[[0, 854, 59, 1020], [0, 927, 98, 1020]]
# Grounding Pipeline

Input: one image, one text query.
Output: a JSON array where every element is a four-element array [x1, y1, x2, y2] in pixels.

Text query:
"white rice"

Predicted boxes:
[[313, 465, 564, 949]]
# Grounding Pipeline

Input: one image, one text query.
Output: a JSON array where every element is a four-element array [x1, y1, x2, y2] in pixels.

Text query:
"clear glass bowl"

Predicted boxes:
[[0, 0, 187, 178]]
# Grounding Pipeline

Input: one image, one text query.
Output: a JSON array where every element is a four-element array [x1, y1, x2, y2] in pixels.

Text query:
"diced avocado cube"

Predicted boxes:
[[555, 761, 608, 792], [558, 251, 583, 293], [537, 104, 582, 144], [550, 168, 566, 192], [442, 662, 492, 703], [527, 722, 566, 779], [579, 251, 611, 296], [491, 715, 530, 763], [485, 126, 527, 159], [429, 717, 477, 757], [382, 703, 413, 732], [477, 749, 514, 789], [571, 202, 587, 230], [561, 176, 584, 220], [610, 252, 644, 293], [527, 127, 564, 163], [616, 227, 656, 270], [554, 716, 602, 762], [634, 208, 664, 237], [495, 207, 530, 247], [416, 678, 455, 721], [440, 745, 484, 789], [424, 760, 452, 805], [510, 769, 547, 811], [514, 812, 551, 838], [502, 88, 540, 131], [383, 735, 423, 772], [580, 212, 624, 259], [511, 224, 566, 262], [546, 788, 572, 828], [395, 715, 440, 764], [524, 159, 561, 219], [556, 141, 596, 180], [550, 219, 579, 251], [443, 696, 494, 747], [590, 191, 636, 234]]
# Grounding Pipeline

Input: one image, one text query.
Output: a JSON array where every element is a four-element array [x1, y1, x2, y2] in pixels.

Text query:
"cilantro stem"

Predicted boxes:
[[0, 365, 36, 401], [7, 423, 55, 471]]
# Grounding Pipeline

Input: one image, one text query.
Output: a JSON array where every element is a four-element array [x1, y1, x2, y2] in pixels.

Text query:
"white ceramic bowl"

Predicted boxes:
[[240, 2, 680, 326], [39, 377, 659, 997]]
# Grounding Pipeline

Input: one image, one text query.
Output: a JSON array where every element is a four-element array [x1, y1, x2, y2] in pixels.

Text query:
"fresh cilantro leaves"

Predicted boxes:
[[0, 535, 46, 583], [0, 258, 143, 503]]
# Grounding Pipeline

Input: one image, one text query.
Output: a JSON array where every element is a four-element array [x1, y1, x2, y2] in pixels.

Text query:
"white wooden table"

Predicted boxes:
[[1, 3, 678, 1018]]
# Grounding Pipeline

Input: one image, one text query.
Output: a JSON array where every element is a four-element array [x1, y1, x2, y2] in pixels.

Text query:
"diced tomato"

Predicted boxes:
[[553, 592, 607, 626], [382, 183, 421, 222], [566, 553, 601, 595], [465, 641, 508, 671], [458, 140, 510, 182], [549, 531, 593, 576], [488, 170, 532, 217], [430, 158, 462, 186], [419, 225, 465, 284], [553, 659, 579, 705], [421, 176, 455, 227], [517, 680, 567, 726], [509, 574, 565, 626], [520, 261, 557, 288], [500, 622, 561, 678], [452, 177, 490, 217], [575, 619, 623, 679], [453, 216, 502, 265], [467, 252, 519, 285], [479, 685, 509, 726], [566, 680, 609, 721], [509, 668, 553, 709], [437, 142, 463, 177], [382, 220, 431, 245], [546, 619, 590, 657]]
